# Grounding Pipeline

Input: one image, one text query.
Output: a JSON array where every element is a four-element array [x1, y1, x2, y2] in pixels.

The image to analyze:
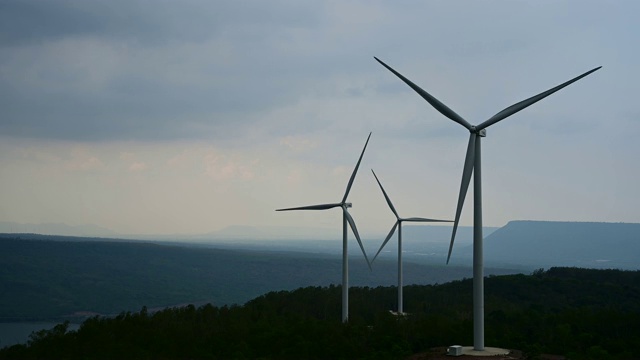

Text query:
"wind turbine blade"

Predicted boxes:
[[447, 133, 476, 264], [371, 169, 399, 219], [276, 203, 342, 211], [477, 66, 602, 130], [374, 57, 473, 131], [341, 132, 372, 203], [344, 208, 372, 271], [403, 217, 453, 223], [372, 221, 398, 263]]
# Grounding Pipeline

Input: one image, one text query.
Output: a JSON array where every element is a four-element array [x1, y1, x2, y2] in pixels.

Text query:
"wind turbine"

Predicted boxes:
[[276, 132, 372, 323], [375, 57, 600, 350], [371, 169, 451, 314]]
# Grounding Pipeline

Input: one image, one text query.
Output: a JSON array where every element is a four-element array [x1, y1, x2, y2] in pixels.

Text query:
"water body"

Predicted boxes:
[[0, 322, 80, 348]]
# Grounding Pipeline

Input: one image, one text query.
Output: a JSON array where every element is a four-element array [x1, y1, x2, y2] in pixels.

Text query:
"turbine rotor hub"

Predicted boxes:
[[470, 126, 487, 137]]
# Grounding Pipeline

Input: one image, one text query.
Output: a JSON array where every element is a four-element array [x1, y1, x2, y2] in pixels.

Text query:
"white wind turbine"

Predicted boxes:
[[375, 57, 600, 350], [370, 169, 451, 314], [276, 132, 372, 323]]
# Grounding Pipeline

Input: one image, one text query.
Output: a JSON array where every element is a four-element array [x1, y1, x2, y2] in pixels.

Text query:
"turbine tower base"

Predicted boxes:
[[452, 346, 510, 357]]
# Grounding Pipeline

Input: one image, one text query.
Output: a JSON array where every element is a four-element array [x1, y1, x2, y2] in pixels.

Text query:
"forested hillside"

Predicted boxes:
[[2, 268, 639, 359]]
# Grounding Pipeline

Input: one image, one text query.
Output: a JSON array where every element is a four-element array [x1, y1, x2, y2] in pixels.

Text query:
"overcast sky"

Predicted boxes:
[[1, 0, 638, 237]]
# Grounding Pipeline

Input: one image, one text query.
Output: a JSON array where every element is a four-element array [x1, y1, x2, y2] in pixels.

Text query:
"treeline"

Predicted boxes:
[[2, 267, 640, 359]]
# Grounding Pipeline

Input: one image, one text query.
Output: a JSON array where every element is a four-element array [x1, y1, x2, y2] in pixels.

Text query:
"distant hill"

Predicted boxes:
[[0, 222, 118, 238], [4, 219, 639, 270], [457, 221, 640, 269], [0, 221, 496, 243], [392, 224, 498, 245], [192, 225, 498, 264], [204, 224, 498, 242], [202, 225, 344, 240]]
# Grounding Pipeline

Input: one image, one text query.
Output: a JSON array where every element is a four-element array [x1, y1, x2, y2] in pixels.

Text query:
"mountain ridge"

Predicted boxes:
[[456, 220, 640, 269]]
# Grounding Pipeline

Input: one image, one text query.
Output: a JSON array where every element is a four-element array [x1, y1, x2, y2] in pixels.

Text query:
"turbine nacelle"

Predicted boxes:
[[470, 127, 487, 137]]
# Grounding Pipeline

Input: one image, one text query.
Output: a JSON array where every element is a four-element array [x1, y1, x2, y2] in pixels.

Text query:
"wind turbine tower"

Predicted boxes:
[[277, 133, 372, 323], [371, 169, 451, 314], [375, 57, 600, 350]]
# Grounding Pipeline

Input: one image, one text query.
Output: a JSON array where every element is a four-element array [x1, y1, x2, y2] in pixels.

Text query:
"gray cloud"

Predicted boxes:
[[0, 0, 637, 143], [0, 1, 351, 141], [0, 0, 268, 46], [1, 1, 639, 235]]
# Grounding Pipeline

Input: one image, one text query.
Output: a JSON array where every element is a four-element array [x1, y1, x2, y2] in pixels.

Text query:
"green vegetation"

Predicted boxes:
[[2, 267, 639, 359]]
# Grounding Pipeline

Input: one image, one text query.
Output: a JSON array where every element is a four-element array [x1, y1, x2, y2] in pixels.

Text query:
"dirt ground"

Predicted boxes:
[[407, 347, 530, 360]]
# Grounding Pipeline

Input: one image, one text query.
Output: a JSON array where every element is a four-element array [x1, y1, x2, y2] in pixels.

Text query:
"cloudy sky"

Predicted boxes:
[[1, 0, 638, 237]]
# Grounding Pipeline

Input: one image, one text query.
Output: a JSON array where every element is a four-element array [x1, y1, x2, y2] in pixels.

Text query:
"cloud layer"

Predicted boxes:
[[1, 1, 639, 235]]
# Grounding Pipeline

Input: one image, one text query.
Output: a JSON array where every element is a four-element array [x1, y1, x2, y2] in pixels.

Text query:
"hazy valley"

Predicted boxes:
[[1, 219, 639, 354], [2, 220, 639, 321]]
